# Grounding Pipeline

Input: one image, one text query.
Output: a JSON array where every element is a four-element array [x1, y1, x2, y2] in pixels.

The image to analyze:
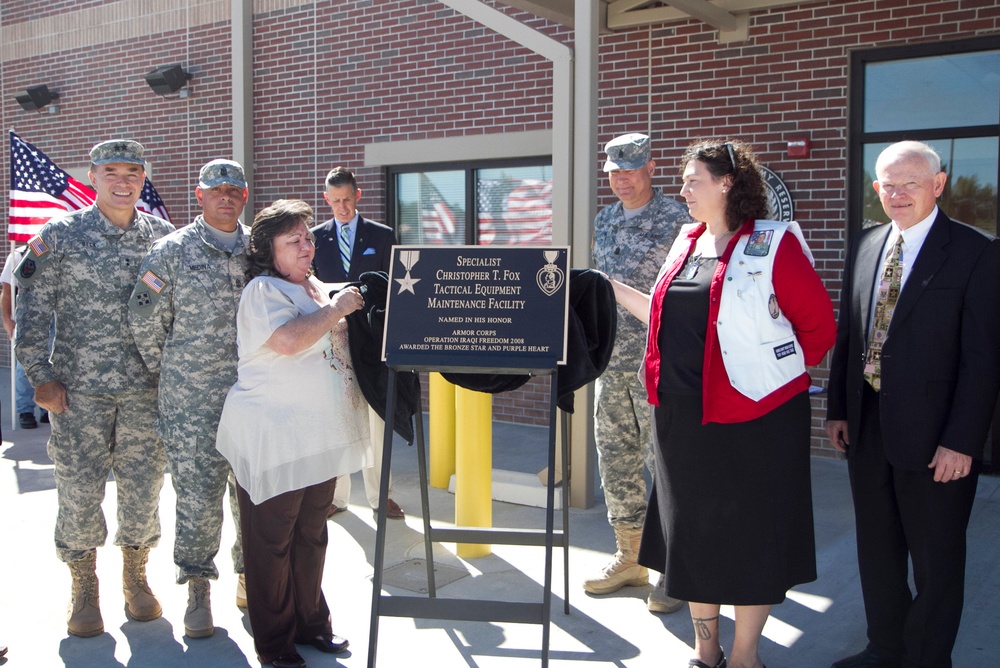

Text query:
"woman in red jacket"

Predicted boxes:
[[608, 140, 836, 668]]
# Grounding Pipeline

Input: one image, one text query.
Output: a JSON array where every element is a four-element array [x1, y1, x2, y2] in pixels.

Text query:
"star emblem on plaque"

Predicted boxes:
[[394, 250, 421, 294]]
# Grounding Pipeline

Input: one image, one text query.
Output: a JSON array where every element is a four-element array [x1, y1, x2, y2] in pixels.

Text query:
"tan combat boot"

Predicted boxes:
[[184, 577, 214, 638], [647, 572, 684, 613], [235, 573, 247, 609], [67, 551, 104, 637], [582, 526, 649, 594], [122, 546, 162, 621]]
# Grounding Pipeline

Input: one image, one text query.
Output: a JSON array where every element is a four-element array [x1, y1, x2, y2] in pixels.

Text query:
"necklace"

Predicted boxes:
[[680, 252, 709, 280]]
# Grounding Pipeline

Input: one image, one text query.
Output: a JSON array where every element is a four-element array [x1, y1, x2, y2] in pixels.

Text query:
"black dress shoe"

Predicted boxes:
[[18, 412, 37, 429], [303, 633, 349, 653], [270, 651, 306, 668], [831, 647, 900, 668]]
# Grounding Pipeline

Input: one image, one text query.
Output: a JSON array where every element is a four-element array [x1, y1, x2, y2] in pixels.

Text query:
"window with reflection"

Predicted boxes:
[[851, 39, 999, 234], [864, 51, 1000, 133], [861, 138, 999, 234], [476, 166, 553, 246], [395, 171, 465, 245], [390, 160, 552, 246]]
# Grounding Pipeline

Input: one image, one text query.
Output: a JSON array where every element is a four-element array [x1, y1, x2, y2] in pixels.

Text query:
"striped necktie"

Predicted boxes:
[[864, 235, 903, 391], [339, 223, 351, 276]]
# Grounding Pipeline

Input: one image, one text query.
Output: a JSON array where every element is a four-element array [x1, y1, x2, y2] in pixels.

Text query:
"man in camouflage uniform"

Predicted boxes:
[[128, 159, 250, 639], [15, 140, 174, 637], [588, 133, 689, 614]]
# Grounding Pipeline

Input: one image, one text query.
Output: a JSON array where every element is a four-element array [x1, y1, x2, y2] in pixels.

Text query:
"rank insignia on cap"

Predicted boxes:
[[141, 270, 166, 293], [28, 236, 50, 257], [744, 229, 774, 257]]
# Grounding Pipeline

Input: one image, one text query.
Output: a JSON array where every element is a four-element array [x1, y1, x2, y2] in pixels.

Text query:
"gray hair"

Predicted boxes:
[[876, 141, 942, 175]]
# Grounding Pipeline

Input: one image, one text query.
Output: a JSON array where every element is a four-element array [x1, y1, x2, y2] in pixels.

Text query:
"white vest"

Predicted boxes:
[[716, 220, 813, 400]]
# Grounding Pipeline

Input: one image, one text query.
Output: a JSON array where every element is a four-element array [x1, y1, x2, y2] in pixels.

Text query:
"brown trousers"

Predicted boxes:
[[236, 478, 336, 663]]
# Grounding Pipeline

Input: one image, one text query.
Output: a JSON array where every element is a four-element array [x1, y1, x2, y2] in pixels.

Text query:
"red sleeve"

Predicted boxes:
[[772, 234, 836, 367]]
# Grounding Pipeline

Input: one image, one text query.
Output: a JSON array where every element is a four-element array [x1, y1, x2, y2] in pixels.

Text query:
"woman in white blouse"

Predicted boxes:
[[217, 199, 369, 668]]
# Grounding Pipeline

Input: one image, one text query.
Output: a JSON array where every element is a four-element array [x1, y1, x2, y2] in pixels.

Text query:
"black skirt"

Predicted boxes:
[[637, 391, 817, 605]]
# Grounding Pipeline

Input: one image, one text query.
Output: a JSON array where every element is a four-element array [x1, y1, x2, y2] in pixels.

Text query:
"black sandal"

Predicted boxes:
[[687, 653, 726, 668]]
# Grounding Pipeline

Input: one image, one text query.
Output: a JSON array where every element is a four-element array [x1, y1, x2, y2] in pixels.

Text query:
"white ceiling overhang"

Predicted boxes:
[[500, 0, 826, 41]]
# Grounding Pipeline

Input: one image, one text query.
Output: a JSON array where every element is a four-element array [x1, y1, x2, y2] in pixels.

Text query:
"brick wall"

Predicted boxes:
[[2, 0, 999, 453]]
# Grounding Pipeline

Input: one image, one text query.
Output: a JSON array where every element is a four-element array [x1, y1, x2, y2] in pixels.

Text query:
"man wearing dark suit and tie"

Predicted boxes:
[[826, 141, 1000, 668], [311, 166, 404, 520]]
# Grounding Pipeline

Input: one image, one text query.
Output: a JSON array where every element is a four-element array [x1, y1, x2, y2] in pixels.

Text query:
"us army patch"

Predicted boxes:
[[15, 236, 53, 287], [744, 229, 774, 256], [18, 258, 36, 280], [129, 283, 161, 317]]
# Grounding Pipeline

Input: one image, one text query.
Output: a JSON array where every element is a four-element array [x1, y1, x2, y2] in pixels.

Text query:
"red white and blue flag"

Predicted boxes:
[[477, 178, 552, 246], [8, 130, 171, 242], [419, 173, 461, 244], [136, 173, 170, 221]]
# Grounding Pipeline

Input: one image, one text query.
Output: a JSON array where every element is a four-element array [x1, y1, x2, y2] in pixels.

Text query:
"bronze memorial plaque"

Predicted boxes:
[[383, 245, 569, 372]]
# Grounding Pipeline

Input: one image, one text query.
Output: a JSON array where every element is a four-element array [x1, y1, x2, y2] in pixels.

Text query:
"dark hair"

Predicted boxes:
[[247, 199, 314, 279], [325, 166, 358, 191], [680, 139, 767, 231]]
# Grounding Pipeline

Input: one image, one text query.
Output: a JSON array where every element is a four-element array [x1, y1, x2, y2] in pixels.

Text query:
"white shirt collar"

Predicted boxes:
[[890, 205, 937, 251]]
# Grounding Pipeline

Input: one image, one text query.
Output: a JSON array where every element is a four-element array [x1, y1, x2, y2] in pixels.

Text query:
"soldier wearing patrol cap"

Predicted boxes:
[[128, 159, 250, 639], [14, 139, 175, 637], [587, 132, 691, 613]]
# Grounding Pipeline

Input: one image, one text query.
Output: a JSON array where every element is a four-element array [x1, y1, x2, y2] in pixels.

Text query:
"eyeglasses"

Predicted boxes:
[[877, 181, 924, 195], [698, 143, 737, 173]]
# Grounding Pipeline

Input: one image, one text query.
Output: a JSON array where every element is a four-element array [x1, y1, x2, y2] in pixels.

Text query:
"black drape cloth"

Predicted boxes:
[[339, 272, 420, 443], [443, 268, 618, 414]]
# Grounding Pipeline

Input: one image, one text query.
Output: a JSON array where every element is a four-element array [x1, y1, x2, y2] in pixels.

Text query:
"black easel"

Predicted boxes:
[[366, 367, 571, 668]]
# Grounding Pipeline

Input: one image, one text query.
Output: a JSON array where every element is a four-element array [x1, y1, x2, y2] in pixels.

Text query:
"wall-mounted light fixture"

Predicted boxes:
[[14, 84, 60, 113], [144, 65, 192, 98]]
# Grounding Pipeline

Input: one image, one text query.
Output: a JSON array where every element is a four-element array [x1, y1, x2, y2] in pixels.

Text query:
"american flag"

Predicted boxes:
[[136, 174, 171, 221], [477, 178, 552, 246], [8, 130, 171, 242], [419, 173, 461, 244]]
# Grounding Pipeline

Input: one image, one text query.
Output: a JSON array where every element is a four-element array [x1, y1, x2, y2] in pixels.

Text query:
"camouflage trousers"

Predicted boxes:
[[165, 431, 244, 583], [593, 370, 655, 529], [49, 388, 165, 563]]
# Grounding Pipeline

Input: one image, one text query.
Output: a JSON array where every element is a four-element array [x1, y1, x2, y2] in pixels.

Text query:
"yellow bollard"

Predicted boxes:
[[455, 387, 492, 558], [428, 373, 456, 489]]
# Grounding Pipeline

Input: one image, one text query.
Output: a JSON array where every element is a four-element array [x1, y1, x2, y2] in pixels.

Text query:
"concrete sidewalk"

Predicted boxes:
[[1, 404, 999, 667]]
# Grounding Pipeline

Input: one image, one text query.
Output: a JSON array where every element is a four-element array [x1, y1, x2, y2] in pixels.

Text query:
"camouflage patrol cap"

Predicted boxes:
[[89, 139, 146, 166], [198, 159, 247, 190], [603, 133, 651, 172]]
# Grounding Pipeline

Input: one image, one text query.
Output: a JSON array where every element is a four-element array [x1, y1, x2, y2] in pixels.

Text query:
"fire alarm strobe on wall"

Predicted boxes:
[[787, 138, 811, 158], [144, 65, 191, 97]]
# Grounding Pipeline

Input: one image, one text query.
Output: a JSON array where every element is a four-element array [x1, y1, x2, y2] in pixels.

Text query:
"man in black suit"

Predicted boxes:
[[312, 166, 404, 519], [826, 141, 1000, 668]]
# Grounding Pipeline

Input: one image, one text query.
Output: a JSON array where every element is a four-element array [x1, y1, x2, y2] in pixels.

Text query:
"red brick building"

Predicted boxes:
[[2, 1, 998, 482]]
